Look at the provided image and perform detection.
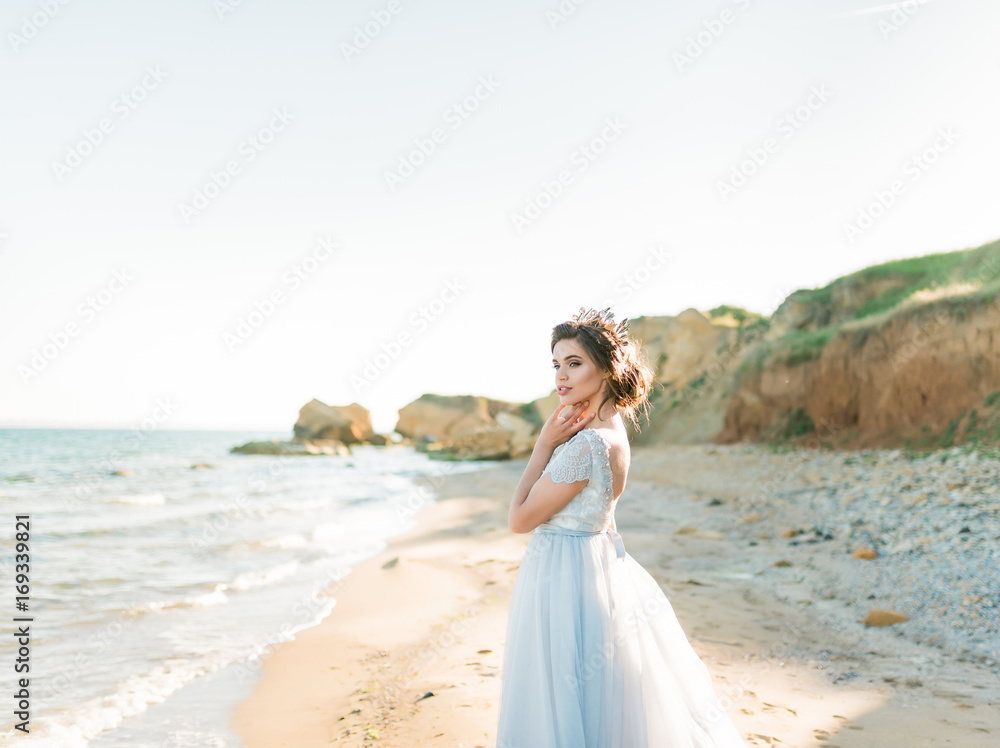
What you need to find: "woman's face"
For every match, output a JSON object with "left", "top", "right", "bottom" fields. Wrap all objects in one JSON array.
[{"left": 552, "top": 337, "right": 605, "bottom": 408}]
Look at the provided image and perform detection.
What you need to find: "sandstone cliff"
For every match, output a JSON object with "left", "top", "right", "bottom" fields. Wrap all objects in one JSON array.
[
  {"left": 395, "top": 394, "right": 541, "bottom": 460},
  {"left": 637, "top": 237, "right": 1000, "bottom": 451}
]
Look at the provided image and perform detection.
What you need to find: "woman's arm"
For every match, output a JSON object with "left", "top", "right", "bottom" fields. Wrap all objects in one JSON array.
[
  {"left": 508, "top": 400, "right": 595, "bottom": 533},
  {"left": 508, "top": 443, "right": 555, "bottom": 530},
  {"left": 509, "top": 457, "right": 591, "bottom": 533}
]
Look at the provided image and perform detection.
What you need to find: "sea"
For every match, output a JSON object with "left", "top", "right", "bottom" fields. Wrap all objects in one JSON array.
[{"left": 0, "top": 428, "right": 494, "bottom": 747}]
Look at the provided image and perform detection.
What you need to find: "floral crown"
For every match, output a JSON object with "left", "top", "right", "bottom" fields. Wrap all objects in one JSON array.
[{"left": 572, "top": 306, "right": 630, "bottom": 347}]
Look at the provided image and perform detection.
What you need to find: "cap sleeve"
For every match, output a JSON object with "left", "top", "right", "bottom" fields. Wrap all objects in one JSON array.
[{"left": 541, "top": 432, "right": 593, "bottom": 484}]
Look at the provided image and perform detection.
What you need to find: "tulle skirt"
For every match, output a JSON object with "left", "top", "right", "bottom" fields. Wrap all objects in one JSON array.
[{"left": 496, "top": 524, "right": 747, "bottom": 747}]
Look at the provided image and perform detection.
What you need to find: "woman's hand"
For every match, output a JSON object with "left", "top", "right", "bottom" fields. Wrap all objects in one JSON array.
[{"left": 536, "top": 400, "right": 596, "bottom": 452}]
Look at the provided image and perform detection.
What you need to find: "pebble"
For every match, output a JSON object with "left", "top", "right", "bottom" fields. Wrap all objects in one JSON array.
[
  {"left": 639, "top": 443, "right": 1000, "bottom": 666},
  {"left": 745, "top": 444, "right": 1000, "bottom": 665}
]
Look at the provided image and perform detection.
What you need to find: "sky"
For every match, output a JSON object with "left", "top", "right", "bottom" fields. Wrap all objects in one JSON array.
[{"left": 1, "top": 0, "right": 998, "bottom": 435}]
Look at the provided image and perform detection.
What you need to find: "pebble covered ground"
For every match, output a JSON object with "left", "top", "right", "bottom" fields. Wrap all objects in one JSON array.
[{"left": 627, "top": 442, "right": 1000, "bottom": 671}]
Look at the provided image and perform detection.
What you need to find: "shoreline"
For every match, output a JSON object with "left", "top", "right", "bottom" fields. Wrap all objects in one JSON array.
[
  {"left": 229, "top": 461, "right": 522, "bottom": 746},
  {"left": 230, "top": 444, "right": 1000, "bottom": 747}
]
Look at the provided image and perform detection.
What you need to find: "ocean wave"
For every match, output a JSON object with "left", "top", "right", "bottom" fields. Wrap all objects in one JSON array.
[
  {"left": 8, "top": 652, "right": 235, "bottom": 747},
  {"left": 182, "top": 584, "right": 229, "bottom": 608},
  {"left": 123, "top": 583, "right": 229, "bottom": 617},
  {"left": 120, "top": 561, "right": 301, "bottom": 619},
  {"left": 230, "top": 561, "right": 300, "bottom": 591},
  {"left": 271, "top": 496, "right": 331, "bottom": 513},
  {"left": 310, "top": 522, "right": 345, "bottom": 544},
  {"left": 108, "top": 493, "right": 166, "bottom": 506},
  {"left": 257, "top": 533, "right": 309, "bottom": 549}
]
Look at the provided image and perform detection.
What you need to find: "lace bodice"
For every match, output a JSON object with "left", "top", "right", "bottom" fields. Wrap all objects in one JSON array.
[{"left": 538, "top": 428, "right": 616, "bottom": 533}]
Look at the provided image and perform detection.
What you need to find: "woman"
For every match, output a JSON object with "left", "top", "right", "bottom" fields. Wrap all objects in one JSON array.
[{"left": 496, "top": 307, "right": 747, "bottom": 747}]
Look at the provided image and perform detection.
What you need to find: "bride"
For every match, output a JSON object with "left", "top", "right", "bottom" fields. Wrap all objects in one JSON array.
[{"left": 496, "top": 307, "right": 747, "bottom": 747}]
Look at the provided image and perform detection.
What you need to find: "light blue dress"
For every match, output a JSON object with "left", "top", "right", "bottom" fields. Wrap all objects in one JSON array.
[{"left": 496, "top": 428, "right": 747, "bottom": 747}]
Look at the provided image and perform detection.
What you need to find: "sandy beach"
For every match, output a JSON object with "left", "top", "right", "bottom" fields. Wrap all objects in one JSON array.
[{"left": 230, "top": 442, "right": 1000, "bottom": 747}]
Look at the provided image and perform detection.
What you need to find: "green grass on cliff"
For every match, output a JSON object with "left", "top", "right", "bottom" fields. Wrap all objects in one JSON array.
[
  {"left": 771, "top": 327, "right": 839, "bottom": 367},
  {"left": 774, "top": 239, "right": 1000, "bottom": 325},
  {"left": 707, "top": 304, "right": 765, "bottom": 326},
  {"left": 736, "top": 238, "right": 1000, "bottom": 376},
  {"left": 733, "top": 325, "right": 837, "bottom": 374},
  {"left": 518, "top": 401, "right": 544, "bottom": 428},
  {"left": 824, "top": 238, "right": 1000, "bottom": 321}
]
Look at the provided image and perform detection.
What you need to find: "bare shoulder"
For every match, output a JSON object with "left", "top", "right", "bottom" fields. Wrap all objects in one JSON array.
[
  {"left": 593, "top": 426, "right": 629, "bottom": 454},
  {"left": 590, "top": 427, "right": 630, "bottom": 499}
]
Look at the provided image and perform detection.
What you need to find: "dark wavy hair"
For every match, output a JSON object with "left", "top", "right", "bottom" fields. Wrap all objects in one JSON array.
[{"left": 550, "top": 306, "right": 655, "bottom": 433}]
